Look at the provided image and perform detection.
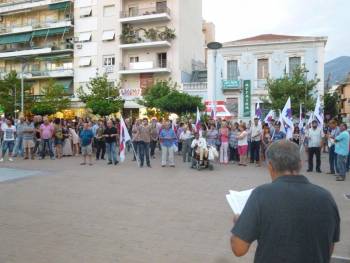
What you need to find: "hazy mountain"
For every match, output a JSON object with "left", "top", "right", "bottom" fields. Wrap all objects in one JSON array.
[{"left": 325, "top": 56, "right": 350, "bottom": 88}]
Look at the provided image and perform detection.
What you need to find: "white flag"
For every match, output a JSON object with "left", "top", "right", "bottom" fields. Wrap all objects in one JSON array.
[
  {"left": 264, "top": 110, "right": 275, "bottom": 126},
  {"left": 119, "top": 116, "right": 131, "bottom": 163},
  {"left": 314, "top": 95, "right": 324, "bottom": 127},
  {"left": 281, "top": 97, "right": 294, "bottom": 140},
  {"left": 298, "top": 104, "right": 304, "bottom": 131}
]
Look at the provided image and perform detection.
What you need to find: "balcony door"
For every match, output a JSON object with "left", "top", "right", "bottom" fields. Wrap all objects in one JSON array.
[
  {"left": 157, "top": 53, "right": 167, "bottom": 68},
  {"left": 156, "top": 1, "right": 167, "bottom": 12}
]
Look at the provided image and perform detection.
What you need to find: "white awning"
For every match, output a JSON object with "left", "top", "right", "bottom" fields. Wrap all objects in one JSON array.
[
  {"left": 80, "top": 7, "right": 92, "bottom": 17},
  {"left": 124, "top": 100, "right": 143, "bottom": 109},
  {"left": 102, "top": 30, "right": 115, "bottom": 41},
  {"left": 78, "top": 32, "right": 92, "bottom": 42},
  {"left": 79, "top": 57, "right": 91, "bottom": 67}
]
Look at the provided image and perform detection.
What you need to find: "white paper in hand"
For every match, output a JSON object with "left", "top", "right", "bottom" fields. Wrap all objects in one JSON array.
[{"left": 226, "top": 189, "right": 254, "bottom": 215}]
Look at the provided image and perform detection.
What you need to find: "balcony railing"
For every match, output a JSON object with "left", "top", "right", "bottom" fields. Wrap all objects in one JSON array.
[
  {"left": 0, "top": 19, "right": 73, "bottom": 35},
  {"left": 0, "top": 68, "right": 73, "bottom": 78},
  {"left": 120, "top": 59, "right": 168, "bottom": 71},
  {"left": 120, "top": 6, "right": 170, "bottom": 18},
  {"left": 182, "top": 82, "right": 208, "bottom": 92},
  {"left": 0, "top": 42, "right": 73, "bottom": 55},
  {"left": 0, "top": 0, "right": 72, "bottom": 14}
]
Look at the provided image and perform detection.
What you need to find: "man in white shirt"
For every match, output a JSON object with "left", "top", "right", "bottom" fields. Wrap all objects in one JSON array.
[
  {"left": 306, "top": 120, "right": 324, "bottom": 173},
  {"left": 191, "top": 132, "right": 208, "bottom": 164},
  {"left": 250, "top": 117, "right": 262, "bottom": 165},
  {"left": 1, "top": 118, "right": 16, "bottom": 162}
]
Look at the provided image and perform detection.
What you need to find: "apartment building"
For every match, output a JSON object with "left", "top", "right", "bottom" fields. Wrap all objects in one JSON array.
[
  {"left": 74, "top": 0, "right": 205, "bottom": 114},
  {"left": 0, "top": 0, "right": 74, "bottom": 96},
  {"left": 337, "top": 73, "right": 350, "bottom": 121}
]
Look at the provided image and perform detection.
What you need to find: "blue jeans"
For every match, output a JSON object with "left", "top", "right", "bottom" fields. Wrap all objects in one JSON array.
[
  {"left": 329, "top": 145, "right": 338, "bottom": 174},
  {"left": 13, "top": 136, "right": 23, "bottom": 157},
  {"left": 2, "top": 140, "right": 15, "bottom": 156},
  {"left": 41, "top": 139, "right": 54, "bottom": 159},
  {"left": 337, "top": 154, "right": 347, "bottom": 179},
  {"left": 138, "top": 141, "right": 150, "bottom": 166},
  {"left": 106, "top": 142, "right": 117, "bottom": 163}
]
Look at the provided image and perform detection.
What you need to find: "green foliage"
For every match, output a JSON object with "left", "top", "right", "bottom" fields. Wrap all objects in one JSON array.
[
  {"left": 78, "top": 74, "right": 124, "bottom": 116},
  {"left": 34, "top": 79, "right": 71, "bottom": 113},
  {"left": 0, "top": 71, "right": 33, "bottom": 116},
  {"left": 141, "top": 80, "right": 174, "bottom": 108},
  {"left": 30, "top": 102, "right": 56, "bottom": 116},
  {"left": 324, "top": 93, "right": 339, "bottom": 118},
  {"left": 120, "top": 24, "right": 176, "bottom": 44},
  {"left": 265, "top": 66, "right": 319, "bottom": 114},
  {"left": 140, "top": 80, "right": 204, "bottom": 115}
]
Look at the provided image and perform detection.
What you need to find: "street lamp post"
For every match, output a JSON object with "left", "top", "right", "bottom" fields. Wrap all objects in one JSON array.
[
  {"left": 207, "top": 42, "right": 223, "bottom": 116},
  {"left": 21, "top": 62, "right": 25, "bottom": 114}
]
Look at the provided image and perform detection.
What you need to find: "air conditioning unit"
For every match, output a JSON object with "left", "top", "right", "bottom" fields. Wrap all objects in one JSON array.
[{"left": 76, "top": 43, "right": 83, "bottom": 49}]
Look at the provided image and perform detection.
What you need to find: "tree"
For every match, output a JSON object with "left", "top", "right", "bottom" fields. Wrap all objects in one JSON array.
[
  {"left": 78, "top": 74, "right": 124, "bottom": 116},
  {"left": 0, "top": 71, "right": 33, "bottom": 116},
  {"left": 156, "top": 90, "right": 205, "bottom": 115},
  {"left": 31, "top": 79, "right": 71, "bottom": 115},
  {"left": 140, "top": 80, "right": 204, "bottom": 115},
  {"left": 265, "top": 67, "right": 319, "bottom": 114},
  {"left": 324, "top": 93, "right": 339, "bottom": 118},
  {"left": 141, "top": 80, "right": 174, "bottom": 108}
]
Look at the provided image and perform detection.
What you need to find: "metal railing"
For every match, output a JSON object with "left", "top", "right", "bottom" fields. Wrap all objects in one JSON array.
[
  {"left": 0, "top": 0, "right": 72, "bottom": 7},
  {"left": 119, "top": 59, "right": 169, "bottom": 71},
  {"left": 0, "top": 42, "right": 73, "bottom": 54},
  {"left": 0, "top": 68, "right": 73, "bottom": 78},
  {"left": 120, "top": 6, "right": 170, "bottom": 18},
  {"left": 182, "top": 82, "right": 208, "bottom": 92},
  {"left": 0, "top": 19, "right": 73, "bottom": 34}
]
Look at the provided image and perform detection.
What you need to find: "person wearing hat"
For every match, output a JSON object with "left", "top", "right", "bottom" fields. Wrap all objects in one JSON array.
[{"left": 306, "top": 120, "right": 324, "bottom": 173}]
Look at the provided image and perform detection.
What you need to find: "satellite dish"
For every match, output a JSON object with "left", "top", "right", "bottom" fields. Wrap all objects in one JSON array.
[{"left": 207, "top": 42, "right": 223, "bottom": 50}]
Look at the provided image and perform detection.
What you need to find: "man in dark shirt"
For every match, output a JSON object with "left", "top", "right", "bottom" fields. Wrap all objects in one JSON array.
[
  {"left": 103, "top": 120, "right": 118, "bottom": 165},
  {"left": 231, "top": 140, "right": 340, "bottom": 263}
]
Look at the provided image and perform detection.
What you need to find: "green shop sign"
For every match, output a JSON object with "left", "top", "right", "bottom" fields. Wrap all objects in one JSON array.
[
  {"left": 243, "top": 80, "right": 251, "bottom": 117},
  {"left": 222, "top": 79, "right": 240, "bottom": 89}
]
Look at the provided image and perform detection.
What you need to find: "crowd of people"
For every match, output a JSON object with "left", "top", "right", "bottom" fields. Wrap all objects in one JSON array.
[{"left": 0, "top": 115, "right": 349, "bottom": 181}]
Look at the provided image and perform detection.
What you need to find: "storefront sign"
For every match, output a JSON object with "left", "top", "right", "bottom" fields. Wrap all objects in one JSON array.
[
  {"left": 243, "top": 80, "right": 251, "bottom": 117},
  {"left": 120, "top": 88, "right": 142, "bottom": 99},
  {"left": 222, "top": 80, "right": 240, "bottom": 89}
]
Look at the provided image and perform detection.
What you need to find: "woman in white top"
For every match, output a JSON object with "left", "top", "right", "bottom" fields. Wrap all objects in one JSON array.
[{"left": 237, "top": 123, "right": 248, "bottom": 166}]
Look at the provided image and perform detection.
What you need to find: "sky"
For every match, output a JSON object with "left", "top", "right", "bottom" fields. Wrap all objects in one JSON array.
[{"left": 203, "top": 0, "right": 350, "bottom": 62}]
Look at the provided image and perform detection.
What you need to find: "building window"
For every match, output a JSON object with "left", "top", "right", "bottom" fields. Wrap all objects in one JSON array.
[
  {"left": 103, "top": 55, "right": 115, "bottom": 66},
  {"left": 257, "top": 58, "right": 269, "bottom": 79},
  {"left": 103, "top": 5, "right": 115, "bottom": 17},
  {"left": 158, "top": 53, "right": 167, "bottom": 68},
  {"left": 156, "top": 1, "right": 167, "bottom": 12},
  {"left": 79, "top": 57, "right": 92, "bottom": 67},
  {"left": 102, "top": 30, "right": 115, "bottom": 41},
  {"left": 289, "top": 56, "right": 301, "bottom": 75},
  {"left": 80, "top": 7, "right": 92, "bottom": 17},
  {"left": 128, "top": 6, "right": 138, "bottom": 16},
  {"left": 78, "top": 32, "right": 92, "bottom": 42},
  {"left": 129, "top": 56, "right": 139, "bottom": 63},
  {"left": 227, "top": 60, "right": 238, "bottom": 80}
]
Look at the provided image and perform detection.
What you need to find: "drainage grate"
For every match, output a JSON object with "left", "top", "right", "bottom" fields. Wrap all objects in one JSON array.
[{"left": 345, "top": 194, "right": 350, "bottom": 200}]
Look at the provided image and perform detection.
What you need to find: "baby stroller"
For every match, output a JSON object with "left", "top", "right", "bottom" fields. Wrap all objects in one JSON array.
[{"left": 191, "top": 145, "right": 214, "bottom": 171}]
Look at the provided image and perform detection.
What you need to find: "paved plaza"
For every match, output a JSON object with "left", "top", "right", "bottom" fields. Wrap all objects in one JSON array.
[{"left": 0, "top": 152, "right": 349, "bottom": 263}]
